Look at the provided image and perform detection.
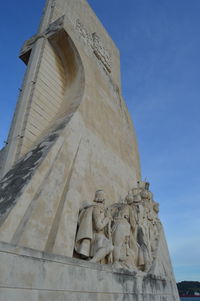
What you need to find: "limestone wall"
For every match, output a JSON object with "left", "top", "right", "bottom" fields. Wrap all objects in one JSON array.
[
  {"left": 1, "top": 0, "right": 134, "bottom": 179},
  {"left": 0, "top": 242, "right": 179, "bottom": 301},
  {"left": 0, "top": 111, "right": 140, "bottom": 257},
  {"left": 0, "top": 0, "right": 141, "bottom": 256}
]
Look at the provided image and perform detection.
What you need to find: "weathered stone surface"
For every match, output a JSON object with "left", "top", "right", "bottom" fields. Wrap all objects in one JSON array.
[
  {"left": 0, "top": 0, "right": 140, "bottom": 257},
  {"left": 74, "top": 182, "right": 162, "bottom": 273},
  {"left": 0, "top": 0, "right": 179, "bottom": 300},
  {"left": 0, "top": 242, "right": 179, "bottom": 301}
]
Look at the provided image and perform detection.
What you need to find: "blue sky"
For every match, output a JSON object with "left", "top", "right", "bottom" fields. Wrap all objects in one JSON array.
[{"left": 0, "top": 0, "right": 200, "bottom": 282}]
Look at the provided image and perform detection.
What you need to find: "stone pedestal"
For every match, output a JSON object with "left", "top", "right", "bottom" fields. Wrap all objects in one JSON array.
[{"left": 0, "top": 242, "right": 179, "bottom": 301}]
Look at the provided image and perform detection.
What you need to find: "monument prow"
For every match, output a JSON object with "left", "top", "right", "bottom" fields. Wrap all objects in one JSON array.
[{"left": 0, "top": 1, "right": 179, "bottom": 300}]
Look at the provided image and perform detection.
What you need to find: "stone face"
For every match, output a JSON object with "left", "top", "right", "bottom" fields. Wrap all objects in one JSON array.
[{"left": 0, "top": 0, "right": 179, "bottom": 300}]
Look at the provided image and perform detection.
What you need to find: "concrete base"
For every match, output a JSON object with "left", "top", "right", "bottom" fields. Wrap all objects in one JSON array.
[{"left": 0, "top": 242, "right": 179, "bottom": 301}]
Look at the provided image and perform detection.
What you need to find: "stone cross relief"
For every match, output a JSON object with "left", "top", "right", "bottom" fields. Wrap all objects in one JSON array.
[
  {"left": 76, "top": 19, "right": 112, "bottom": 73},
  {"left": 19, "top": 16, "right": 112, "bottom": 74},
  {"left": 74, "top": 182, "right": 161, "bottom": 272}
]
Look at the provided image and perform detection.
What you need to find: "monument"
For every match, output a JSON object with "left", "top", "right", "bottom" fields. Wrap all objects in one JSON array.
[{"left": 0, "top": 0, "right": 179, "bottom": 300}]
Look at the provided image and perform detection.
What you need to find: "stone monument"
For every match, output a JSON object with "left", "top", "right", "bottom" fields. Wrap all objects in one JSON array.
[{"left": 0, "top": 0, "right": 179, "bottom": 300}]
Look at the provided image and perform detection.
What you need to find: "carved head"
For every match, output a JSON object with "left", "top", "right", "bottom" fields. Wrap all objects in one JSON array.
[
  {"left": 131, "top": 187, "right": 141, "bottom": 196},
  {"left": 141, "top": 190, "right": 152, "bottom": 201},
  {"left": 94, "top": 190, "right": 106, "bottom": 204},
  {"left": 125, "top": 191, "right": 134, "bottom": 204},
  {"left": 133, "top": 194, "right": 142, "bottom": 204}
]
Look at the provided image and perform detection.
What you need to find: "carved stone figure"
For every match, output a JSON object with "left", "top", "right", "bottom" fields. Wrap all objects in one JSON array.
[
  {"left": 124, "top": 181, "right": 159, "bottom": 271},
  {"left": 147, "top": 201, "right": 161, "bottom": 259},
  {"left": 112, "top": 205, "right": 131, "bottom": 267},
  {"left": 111, "top": 204, "right": 136, "bottom": 269},
  {"left": 74, "top": 183, "right": 161, "bottom": 272},
  {"left": 75, "top": 190, "right": 113, "bottom": 263},
  {"left": 147, "top": 208, "right": 158, "bottom": 259}
]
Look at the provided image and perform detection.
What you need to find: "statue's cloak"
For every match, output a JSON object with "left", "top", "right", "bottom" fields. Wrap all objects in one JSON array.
[{"left": 75, "top": 206, "right": 94, "bottom": 257}]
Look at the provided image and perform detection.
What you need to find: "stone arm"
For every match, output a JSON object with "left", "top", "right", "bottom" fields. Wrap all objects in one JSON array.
[{"left": 93, "top": 206, "right": 110, "bottom": 232}]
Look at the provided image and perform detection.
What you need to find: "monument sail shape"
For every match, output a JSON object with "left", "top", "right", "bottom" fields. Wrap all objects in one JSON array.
[{"left": 0, "top": 0, "right": 179, "bottom": 300}]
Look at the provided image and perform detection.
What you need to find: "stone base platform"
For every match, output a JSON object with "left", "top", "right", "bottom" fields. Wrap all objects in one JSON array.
[{"left": 0, "top": 242, "right": 178, "bottom": 301}]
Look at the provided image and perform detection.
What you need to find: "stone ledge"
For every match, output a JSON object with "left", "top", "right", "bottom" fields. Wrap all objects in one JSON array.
[
  {"left": 0, "top": 241, "right": 139, "bottom": 276},
  {"left": 0, "top": 241, "right": 179, "bottom": 301}
]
